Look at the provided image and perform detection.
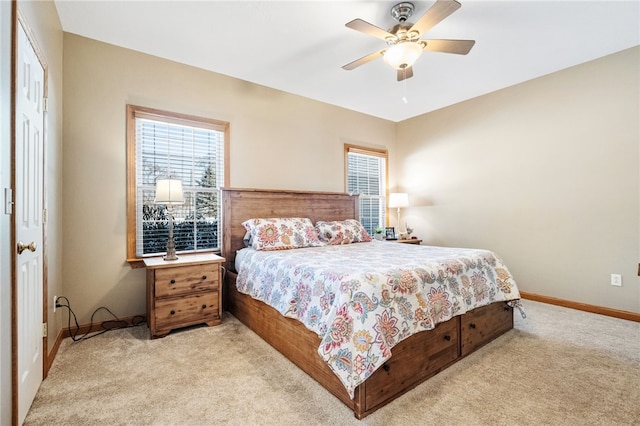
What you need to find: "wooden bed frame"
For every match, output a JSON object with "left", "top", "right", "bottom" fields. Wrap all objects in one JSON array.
[{"left": 221, "top": 188, "right": 514, "bottom": 419}]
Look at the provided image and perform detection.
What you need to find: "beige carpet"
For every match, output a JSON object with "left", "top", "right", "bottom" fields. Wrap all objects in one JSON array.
[{"left": 25, "top": 301, "right": 640, "bottom": 425}]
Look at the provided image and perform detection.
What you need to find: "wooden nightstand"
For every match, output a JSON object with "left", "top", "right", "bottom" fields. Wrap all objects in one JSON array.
[
  {"left": 389, "top": 239, "right": 422, "bottom": 245},
  {"left": 144, "top": 253, "right": 225, "bottom": 339}
]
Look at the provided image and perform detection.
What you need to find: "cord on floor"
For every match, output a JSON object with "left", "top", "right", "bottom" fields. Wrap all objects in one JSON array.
[{"left": 55, "top": 296, "right": 146, "bottom": 342}]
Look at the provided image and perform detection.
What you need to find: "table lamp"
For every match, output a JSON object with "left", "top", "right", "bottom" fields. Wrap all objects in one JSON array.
[
  {"left": 388, "top": 192, "right": 409, "bottom": 236},
  {"left": 155, "top": 178, "right": 184, "bottom": 261}
]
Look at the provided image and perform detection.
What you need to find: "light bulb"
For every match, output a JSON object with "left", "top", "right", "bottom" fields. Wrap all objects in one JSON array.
[{"left": 383, "top": 42, "right": 423, "bottom": 70}]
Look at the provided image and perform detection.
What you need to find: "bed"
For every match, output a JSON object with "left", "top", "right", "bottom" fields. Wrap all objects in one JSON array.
[{"left": 221, "top": 188, "right": 521, "bottom": 419}]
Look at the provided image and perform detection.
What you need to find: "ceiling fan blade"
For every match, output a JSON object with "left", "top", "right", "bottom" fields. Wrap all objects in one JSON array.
[
  {"left": 409, "top": 0, "right": 462, "bottom": 37},
  {"left": 345, "top": 18, "right": 396, "bottom": 41},
  {"left": 342, "top": 50, "right": 384, "bottom": 70},
  {"left": 397, "top": 66, "right": 414, "bottom": 82},
  {"left": 422, "top": 39, "right": 475, "bottom": 55}
]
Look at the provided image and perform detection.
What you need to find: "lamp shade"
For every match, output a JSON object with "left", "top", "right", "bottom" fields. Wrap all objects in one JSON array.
[
  {"left": 388, "top": 192, "right": 409, "bottom": 208},
  {"left": 154, "top": 178, "right": 184, "bottom": 205},
  {"left": 383, "top": 42, "right": 423, "bottom": 70}
]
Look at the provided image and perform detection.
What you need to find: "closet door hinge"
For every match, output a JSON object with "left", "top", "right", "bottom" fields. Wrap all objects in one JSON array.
[
  {"left": 43, "top": 97, "right": 48, "bottom": 112},
  {"left": 42, "top": 322, "right": 48, "bottom": 338},
  {"left": 4, "top": 188, "right": 13, "bottom": 215}
]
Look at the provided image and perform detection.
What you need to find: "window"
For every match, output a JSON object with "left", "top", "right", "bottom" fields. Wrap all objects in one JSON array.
[
  {"left": 344, "top": 144, "right": 388, "bottom": 235},
  {"left": 126, "top": 105, "right": 229, "bottom": 263}
]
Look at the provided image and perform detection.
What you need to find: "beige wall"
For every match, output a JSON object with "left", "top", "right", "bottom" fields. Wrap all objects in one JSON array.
[
  {"left": 62, "top": 34, "right": 396, "bottom": 322},
  {"left": 397, "top": 47, "right": 639, "bottom": 313}
]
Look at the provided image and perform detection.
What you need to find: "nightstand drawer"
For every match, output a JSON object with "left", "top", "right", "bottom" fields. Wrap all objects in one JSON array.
[
  {"left": 154, "top": 291, "right": 219, "bottom": 328},
  {"left": 154, "top": 264, "right": 219, "bottom": 298}
]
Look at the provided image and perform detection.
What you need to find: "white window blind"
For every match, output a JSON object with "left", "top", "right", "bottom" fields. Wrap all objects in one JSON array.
[
  {"left": 134, "top": 116, "right": 225, "bottom": 257},
  {"left": 346, "top": 149, "right": 386, "bottom": 235}
]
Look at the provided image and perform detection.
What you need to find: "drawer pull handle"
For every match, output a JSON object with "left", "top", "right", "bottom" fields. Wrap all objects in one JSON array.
[
  {"left": 469, "top": 323, "right": 476, "bottom": 329},
  {"left": 382, "top": 363, "right": 390, "bottom": 372},
  {"left": 202, "top": 304, "right": 207, "bottom": 309},
  {"left": 202, "top": 275, "right": 207, "bottom": 280},
  {"left": 170, "top": 310, "right": 175, "bottom": 315},
  {"left": 170, "top": 279, "right": 176, "bottom": 284},
  {"left": 444, "top": 335, "right": 451, "bottom": 341}
]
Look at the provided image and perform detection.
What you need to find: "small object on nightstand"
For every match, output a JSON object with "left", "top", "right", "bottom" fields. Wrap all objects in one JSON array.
[
  {"left": 385, "top": 227, "right": 396, "bottom": 240},
  {"left": 144, "top": 253, "right": 225, "bottom": 339},
  {"left": 406, "top": 224, "right": 414, "bottom": 237},
  {"left": 374, "top": 226, "right": 385, "bottom": 240}
]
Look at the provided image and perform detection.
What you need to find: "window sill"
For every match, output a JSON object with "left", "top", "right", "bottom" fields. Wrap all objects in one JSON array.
[
  {"left": 127, "top": 259, "right": 146, "bottom": 269},
  {"left": 127, "top": 251, "right": 222, "bottom": 269}
]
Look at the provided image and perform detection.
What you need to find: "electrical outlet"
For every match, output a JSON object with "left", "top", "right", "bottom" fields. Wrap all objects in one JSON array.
[
  {"left": 610, "top": 274, "right": 622, "bottom": 287},
  {"left": 53, "top": 295, "right": 58, "bottom": 312}
]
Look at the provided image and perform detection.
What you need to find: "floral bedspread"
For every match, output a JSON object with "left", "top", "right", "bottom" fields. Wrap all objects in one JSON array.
[{"left": 235, "top": 241, "right": 521, "bottom": 398}]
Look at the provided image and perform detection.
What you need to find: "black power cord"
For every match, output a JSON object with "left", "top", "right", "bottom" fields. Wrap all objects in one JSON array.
[{"left": 55, "top": 296, "right": 146, "bottom": 342}]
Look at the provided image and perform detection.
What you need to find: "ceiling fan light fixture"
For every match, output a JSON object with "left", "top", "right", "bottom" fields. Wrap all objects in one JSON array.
[{"left": 383, "top": 42, "right": 422, "bottom": 70}]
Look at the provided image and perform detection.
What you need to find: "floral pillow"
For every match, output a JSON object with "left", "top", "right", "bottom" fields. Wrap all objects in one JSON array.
[
  {"left": 315, "top": 219, "right": 372, "bottom": 245},
  {"left": 242, "top": 217, "right": 325, "bottom": 251}
]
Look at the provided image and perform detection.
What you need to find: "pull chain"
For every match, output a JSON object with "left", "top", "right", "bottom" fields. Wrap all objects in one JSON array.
[{"left": 401, "top": 68, "right": 408, "bottom": 104}]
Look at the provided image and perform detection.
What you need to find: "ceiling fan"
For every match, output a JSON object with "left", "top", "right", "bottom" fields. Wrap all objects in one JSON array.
[{"left": 342, "top": 0, "right": 475, "bottom": 81}]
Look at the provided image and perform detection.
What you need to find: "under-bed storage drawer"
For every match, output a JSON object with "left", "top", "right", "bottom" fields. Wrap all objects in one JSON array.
[
  {"left": 364, "top": 316, "right": 460, "bottom": 411},
  {"left": 461, "top": 302, "right": 513, "bottom": 357}
]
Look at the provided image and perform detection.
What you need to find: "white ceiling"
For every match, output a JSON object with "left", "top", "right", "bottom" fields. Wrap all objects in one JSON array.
[{"left": 54, "top": 0, "right": 639, "bottom": 122}]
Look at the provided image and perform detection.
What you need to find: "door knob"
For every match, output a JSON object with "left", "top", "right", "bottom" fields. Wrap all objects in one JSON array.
[{"left": 17, "top": 241, "right": 36, "bottom": 254}]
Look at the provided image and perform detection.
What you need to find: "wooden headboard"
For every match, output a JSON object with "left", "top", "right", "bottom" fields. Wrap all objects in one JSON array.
[{"left": 221, "top": 188, "right": 359, "bottom": 272}]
